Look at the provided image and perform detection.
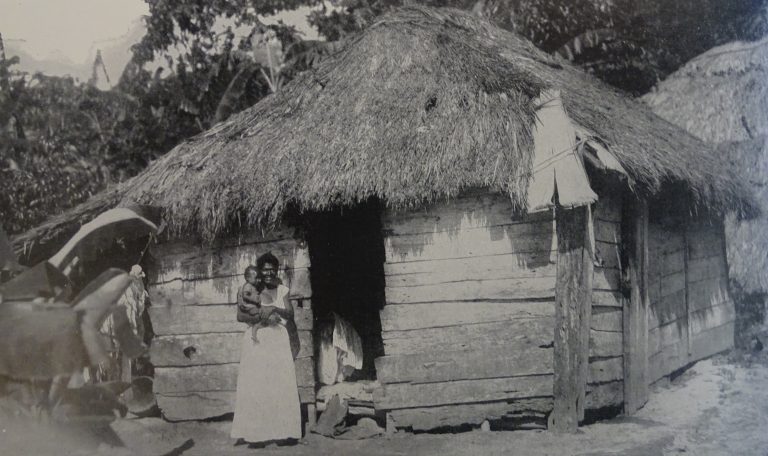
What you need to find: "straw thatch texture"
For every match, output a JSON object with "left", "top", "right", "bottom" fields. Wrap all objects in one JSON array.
[
  {"left": 644, "top": 38, "right": 768, "bottom": 294},
  {"left": 15, "top": 6, "right": 751, "bottom": 248}
]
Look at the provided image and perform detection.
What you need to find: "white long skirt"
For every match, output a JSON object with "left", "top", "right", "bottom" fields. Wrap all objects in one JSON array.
[{"left": 230, "top": 324, "right": 302, "bottom": 442}]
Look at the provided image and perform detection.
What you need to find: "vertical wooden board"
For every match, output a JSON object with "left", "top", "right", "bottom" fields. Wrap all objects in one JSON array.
[
  {"left": 594, "top": 220, "right": 621, "bottom": 245},
  {"left": 623, "top": 199, "right": 649, "bottom": 415},
  {"left": 550, "top": 205, "right": 592, "bottom": 432},
  {"left": 593, "top": 193, "right": 623, "bottom": 223}
]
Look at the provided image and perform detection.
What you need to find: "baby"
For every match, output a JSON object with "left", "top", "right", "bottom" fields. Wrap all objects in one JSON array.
[{"left": 237, "top": 265, "right": 280, "bottom": 343}]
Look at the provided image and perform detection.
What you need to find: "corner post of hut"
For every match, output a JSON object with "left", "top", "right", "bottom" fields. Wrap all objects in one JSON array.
[
  {"left": 622, "top": 196, "right": 650, "bottom": 414},
  {"left": 549, "top": 202, "right": 593, "bottom": 432}
]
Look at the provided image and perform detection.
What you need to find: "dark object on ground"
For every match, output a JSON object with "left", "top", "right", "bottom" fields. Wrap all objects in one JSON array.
[
  {"left": 313, "top": 394, "right": 348, "bottom": 437},
  {"left": 335, "top": 417, "right": 385, "bottom": 440},
  {"left": 160, "top": 438, "right": 194, "bottom": 456}
]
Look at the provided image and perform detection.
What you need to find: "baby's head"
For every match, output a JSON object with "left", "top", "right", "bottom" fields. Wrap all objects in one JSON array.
[{"left": 244, "top": 265, "right": 259, "bottom": 285}]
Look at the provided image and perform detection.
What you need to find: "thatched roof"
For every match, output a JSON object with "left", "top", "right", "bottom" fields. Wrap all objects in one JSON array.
[
  {"left": 643, "top": 37, "right": 768, "bottom": 294},
  {"left": 14, "top": 6, "right": 751, "bottom": 257}
]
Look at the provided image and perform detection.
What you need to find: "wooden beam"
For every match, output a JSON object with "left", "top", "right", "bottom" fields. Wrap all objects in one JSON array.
[
  {"left": 623, "top": 198, "right": 649, "bottom": 414},
  {"left": 549, "top": 205, "right": 592, "bottom": 432}
]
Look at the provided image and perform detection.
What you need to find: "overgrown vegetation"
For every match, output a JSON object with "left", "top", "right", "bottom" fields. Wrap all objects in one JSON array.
[{"left": 1, "top": 0, "right": 766, "bottom": 235}]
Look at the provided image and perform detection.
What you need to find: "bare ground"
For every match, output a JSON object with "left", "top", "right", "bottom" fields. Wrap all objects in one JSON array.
[{"left": 2, "top": 354, "right": 767, "bottom": 456}]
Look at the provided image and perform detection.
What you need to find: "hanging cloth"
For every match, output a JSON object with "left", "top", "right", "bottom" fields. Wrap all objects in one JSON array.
[{"left": 526, "top": 90, "right": 597, "bottom": 212}]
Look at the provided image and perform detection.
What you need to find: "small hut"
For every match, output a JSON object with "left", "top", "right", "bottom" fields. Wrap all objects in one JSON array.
[
  {"left": 14, "top": 7, "right": 752, "bottom": 432},
  {"left": 643, "top": 37, "right": 768, "bottom": 345}
]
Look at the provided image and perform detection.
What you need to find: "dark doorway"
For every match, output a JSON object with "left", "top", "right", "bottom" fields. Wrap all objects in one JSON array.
[{"left": 305, "top": 198, "right": 386, "bottom": 380}]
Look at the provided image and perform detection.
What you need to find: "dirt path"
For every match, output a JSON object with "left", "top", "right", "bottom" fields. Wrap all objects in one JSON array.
[{"left": 3, "top": 355, "right": 767, "bottom": 455}]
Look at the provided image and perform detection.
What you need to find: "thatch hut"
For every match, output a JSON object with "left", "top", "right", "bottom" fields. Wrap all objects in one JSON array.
[
  {"left": 643, "top": 37, "right": 768, "bottom": 345},
  {"left": 13, "top": 7, "right": 752, "bottom": 432}
]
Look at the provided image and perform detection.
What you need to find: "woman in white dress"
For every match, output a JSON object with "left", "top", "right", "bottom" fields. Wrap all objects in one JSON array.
[{"left": 230, "top": 252, "right": 301, "bottom": 445}]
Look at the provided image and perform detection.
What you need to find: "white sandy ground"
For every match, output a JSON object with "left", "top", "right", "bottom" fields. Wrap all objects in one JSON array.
[{"left": 1, "top": 355, "right": 767, "bottom": 456}]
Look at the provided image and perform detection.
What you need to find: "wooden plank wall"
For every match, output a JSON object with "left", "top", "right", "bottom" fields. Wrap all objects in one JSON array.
[
  {"left": 685, "top": 221, "right": 734, "bottom": 362},
  {"left": 588, "top": 194, "right": 624, "bottom": 409},
  {"left": 374, "top": 191, "right": 557, "bottom": 431},
  {"left": 647, "top": 217, "right": 734, "bottom": 383},
  {"left": 146, "top": 227, "right": 315, "bottom": 421}
]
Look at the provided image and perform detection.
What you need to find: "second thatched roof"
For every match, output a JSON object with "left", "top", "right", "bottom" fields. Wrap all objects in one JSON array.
[
  {"left": 15, "top": 6, "right": 751, "bottom": 253},
  {"left": 644, "top": 36, "right": 768, "bottom": 294}
]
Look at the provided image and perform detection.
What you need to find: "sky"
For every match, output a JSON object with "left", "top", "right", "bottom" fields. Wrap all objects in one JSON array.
[{"left": 0, "top": 0, "right": 318, "bottom": 65}]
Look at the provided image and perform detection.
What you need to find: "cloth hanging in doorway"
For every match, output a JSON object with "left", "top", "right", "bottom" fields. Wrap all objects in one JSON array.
[{"left": 318, "top": 313, "right": 364, "bottom": 385}]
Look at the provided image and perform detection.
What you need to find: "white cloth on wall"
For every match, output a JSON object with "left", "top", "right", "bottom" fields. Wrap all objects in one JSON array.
[{"left": 317, "top": 313, "right": 364, "bottom": 385}]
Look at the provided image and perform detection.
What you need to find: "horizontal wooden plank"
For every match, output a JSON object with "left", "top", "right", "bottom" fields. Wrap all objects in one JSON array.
[
  {"left": 149, "top": 268, "right": 312, "bottom": 307},
  {"left": 686, "top": 255, "right": 725, "bottom": 283},
  {"left": 382, "top": 317, "right": 554, "bottom": 356},
  {"left": 689, "top": 302, "right": 736, "bottom": 336},
  {"left": 660, "top": 250, "right": 685, "bottom": 276},
  {"left": 384, "top": 251, "right": 556, "bottom": 276},
  {"left": 157, "top": 387, "right": 315, "bottom": 421},
  {"left": 594, "top": 241, "right": 621, "bottom": 269},
  {"left": 380, "top": 301, "right": 554, "bottom": 332},
  {"left": 590, "top": 308, "right": 622, "bottom": 332},
  {"left": 374, "top": 374, "right": 553, "bottom": 410},
  {"left": 154, "top": 358, "right": 315, "bottom": 394},
  {"left": 150, "top": 237, "right": 310, "bottom": 283},
  {"left": 650, "top": 289, "right": 686, "bottom": 329},
  {"left": 375, "top": 346, "right": 553, "bottom": 385},
  {"left": 648, "top": 278, "right": 661, "bottom": 306},
  {"left": 585, "top": 381, "right": 623, "bottom": 409},
  {"left": 588, "top": 357, "right": 623, "bottom": 383},
  {"left": 385, "top": 226, "right": 556, "bottom": 264},
  {"left": 589, "top": 330, "right": 622, "bottom": 358},
  {"left": 648, "top": 338, "right": 688, "bottom": 382},
  {"left": 149, "top": 304, "right": 313, "bottom": 336},
  {"left": 382, "top": 192, "right": 552, "bottom": 234},
  {"left": 385, "top": 276, "right": 555, "bottom": 304},
  {"left": 387, "top": 398, "right": 553, "bottom": 431},
  {"left": 592, "top": 290, "right": 623, "bottom": 308},
  {"left": 687, "top": 277, "right": 730, "bottom": 312},
  {"left": 690, "top": 321, "right": 734, "bottom": 362},
  {"left": 594, "top": 267, "right": 621, "bottom": 291},
  {"left": 649, "top": 319, "right": 688, "bottom": 355},
  {"left": 150, "top": 331, "right": 313, "bottom": 366},
  {"left": 385, "top": 259, "right": 556, "bottom": 288},
  {"left": 686, "top": 226, "right": 724, "bottom": 260},
  {"left": 661, "top": 271, "right": 686, "bottom": 298},
  {"left": 593, "top": 194, "right": 622, "bottom": 223},
  {"left": 594, "top": 220, "right": 621, "bottom": 245}
]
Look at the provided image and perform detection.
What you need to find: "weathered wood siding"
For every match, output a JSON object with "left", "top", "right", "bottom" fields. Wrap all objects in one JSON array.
[
  {"left": 588, "top": 194, "right": 624, "bottom": 409},
  {"left": 374, "top": 191, "right": 557, "bottom": 430},
  {"left": 647, "top": 217, "right": 733, "bottom": 383},
  {"left": 146, "top": 227, "right": 315, "bottom": 421}
]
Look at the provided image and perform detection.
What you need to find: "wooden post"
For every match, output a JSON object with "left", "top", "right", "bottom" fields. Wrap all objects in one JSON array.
[
  {"left": 623, "top": 199, "right": 649, "bottom": 414},
  {"left": 549, "top": 205, "right": 592, "bottom": 433}
]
